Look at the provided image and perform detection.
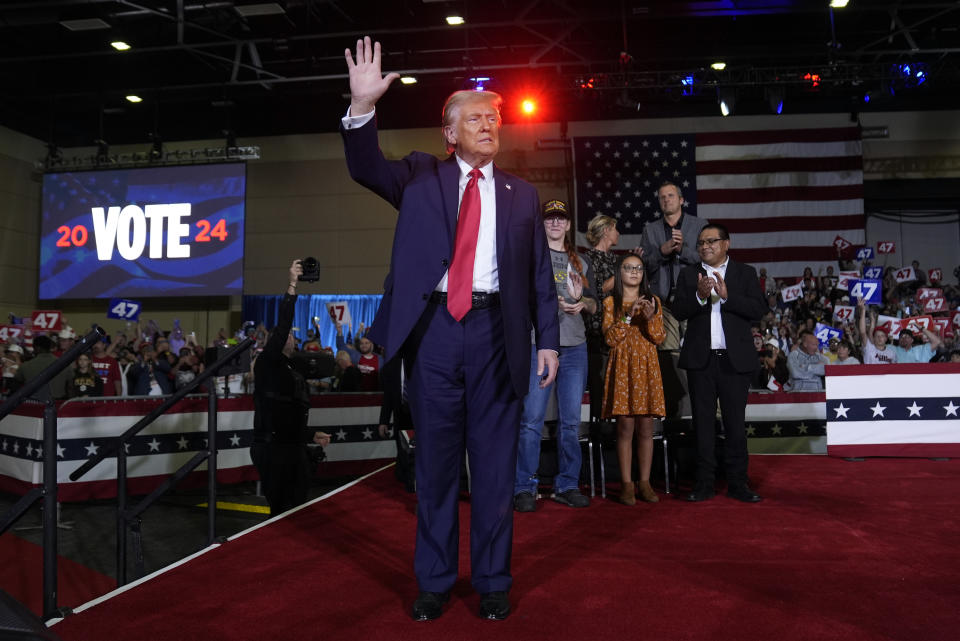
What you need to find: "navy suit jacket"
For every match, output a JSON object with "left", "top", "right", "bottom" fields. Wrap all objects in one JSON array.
[
  {"left": 672, "top": 259, "right": 767, "bottom": 374},
  {"left": 341, "top": 118, "right": 559, "bottom": 397}
]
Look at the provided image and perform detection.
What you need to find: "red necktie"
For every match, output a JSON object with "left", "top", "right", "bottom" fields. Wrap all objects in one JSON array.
[{"left": 447, "top": 168, "right": 483, "bottom": 321}]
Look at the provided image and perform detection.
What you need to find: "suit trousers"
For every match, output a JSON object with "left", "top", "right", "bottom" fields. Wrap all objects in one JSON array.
[
  {"left": 686, "top": 350, "right": 751, "bottom": 486},
  {"left": 404, "top": 300, "right": 522, "bottom": 595}
]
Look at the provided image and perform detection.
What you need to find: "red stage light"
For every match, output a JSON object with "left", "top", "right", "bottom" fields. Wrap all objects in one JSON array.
[{"left": 521, "top": 99, "right": 537, "bottom": 115}]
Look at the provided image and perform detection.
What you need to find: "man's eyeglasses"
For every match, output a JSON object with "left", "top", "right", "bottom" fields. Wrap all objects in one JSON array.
[
  {"left": 544, "top": 216, "right": 567, "bottom": 225},
  {"left": 621, "top": 264, "right": 644, "bottom": 273},
  {"left": 696, "top": 237, "right": 725, "bottom": 248}
]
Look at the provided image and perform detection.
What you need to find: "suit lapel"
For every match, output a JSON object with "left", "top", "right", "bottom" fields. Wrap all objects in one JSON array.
[
  {"left": 493, "top": 165, "right": 514, "bottom": 268},
  {"left": 439, "top": 155, "right": 460, "bottom": 249}
]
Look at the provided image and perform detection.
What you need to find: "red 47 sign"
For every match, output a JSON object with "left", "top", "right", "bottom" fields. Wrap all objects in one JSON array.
[
  {"left": 31, "top": 310, "right": 62, "bottom": 331},
  {"left": 932, "top": 318, "right": 952, "bottom": 338},
  {"left": 928, "top": 268, "right": 943, "bottom": 283},
  {"left": 917, "top": 287, "right": 942, "bottom": 300},
  {"left": 833, "top": 235, "right": 852, "bottom": 253},
  {"left": 893, "top": 266, "right": 916, "bottom": 283},
  {"left": 877, "top": 241, "right": 896, "bottom": 254},
  {"left": 0, "top": 325, "right": 23, "bottom": 342},
  {"left": 953, "top": 310, "right": 960, "bottom": 328},
  {"left": 923, "top": 297, "right": 946, "bottom": 313}
]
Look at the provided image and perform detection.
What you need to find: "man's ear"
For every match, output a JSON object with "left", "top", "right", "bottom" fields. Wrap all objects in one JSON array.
[{"left": 443, "top": 125, "right": 457, "bottom": 147}]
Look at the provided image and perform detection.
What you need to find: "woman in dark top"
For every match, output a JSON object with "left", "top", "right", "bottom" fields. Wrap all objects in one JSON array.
[{"left": 68, "top": 353, "right": 104, "bottom": 398}]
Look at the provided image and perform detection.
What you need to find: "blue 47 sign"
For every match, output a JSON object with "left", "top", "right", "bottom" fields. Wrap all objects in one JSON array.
[
  {"left": 863, "top": 266, "right": 883, "bottom": 279},
  {"left": 107, "top": 298, "right": 142, "bottom": 321},
  {"left": 814, "top": 322, "right": 843, "bottom": 347},
  {"left": 849, "top": 279, "right": 882, "bottom": 305},
  {"left": 856, "top": 246, "right": 874, "bottom": 261}
]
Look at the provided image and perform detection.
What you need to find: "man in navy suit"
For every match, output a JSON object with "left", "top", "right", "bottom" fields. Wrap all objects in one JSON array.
[
  {"left": 341, "top": 37, "right": 559, "bottom": 621},
  {"left": 672, "top": 224, "right": 767, "bottom": 503}
]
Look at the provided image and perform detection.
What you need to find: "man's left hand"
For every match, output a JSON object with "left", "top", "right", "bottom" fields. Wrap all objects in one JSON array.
[
  {"left": 536, "top": 349, "right": 559, "bottom": 389},
  {"left": 712, "top": 270, "right": 728, "bottom": 300}
]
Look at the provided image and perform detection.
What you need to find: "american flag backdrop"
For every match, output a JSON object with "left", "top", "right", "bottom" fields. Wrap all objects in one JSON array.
[{"left": 573, "top": 127, "right": 865, "bottom": 278}]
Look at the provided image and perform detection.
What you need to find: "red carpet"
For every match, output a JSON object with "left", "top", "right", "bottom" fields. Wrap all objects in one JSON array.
[
  {"left": 0, "top": 533, "right": 115, "bottom": 617},
  {"left": 51, "top": 456, "right": 960, "bottom": 641}
]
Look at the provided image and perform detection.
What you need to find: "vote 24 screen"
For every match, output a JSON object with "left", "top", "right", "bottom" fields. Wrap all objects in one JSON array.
[{"left": 39, "top": 163, "right": 246, "bottom": 299}]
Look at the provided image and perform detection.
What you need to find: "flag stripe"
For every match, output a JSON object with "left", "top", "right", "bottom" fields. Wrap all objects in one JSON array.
[
  {"left": 697, "top": 170, "right": 863, "bottom": 190},
  {"left": 713, "top": 215, "right": 866, "bottom": 234},
  {"left": 721, "top": 229, "right": 865, "bottom": 249},
  {"left": 696, "top": 155, "right": 863, "bottom": 174},
  {"left": 696, "top": 140, "right": 861, "bottom": 161},
  {"left": 698, "top": 199, "right": 864, "bottom": 220},
  {"left": 697, "top": 127, "right": 861, "bottom": 145},
  {"left": 728, "top": 246, "right": 857, "bottom": 262},
  {"left": 698, "top": 184, "right": 864, "bottom": 204}
]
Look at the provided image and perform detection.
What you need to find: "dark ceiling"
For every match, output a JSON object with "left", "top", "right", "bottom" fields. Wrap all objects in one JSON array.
[{"left": 1, "top": 0, "right": 958, "bottom": 152}]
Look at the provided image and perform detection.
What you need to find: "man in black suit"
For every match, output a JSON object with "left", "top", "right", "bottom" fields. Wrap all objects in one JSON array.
[{"left": 672, "top": 224, "right": 767, "bottom": 502}]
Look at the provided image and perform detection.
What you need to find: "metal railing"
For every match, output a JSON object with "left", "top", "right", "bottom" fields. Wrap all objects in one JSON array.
[
  {"left": 0, "top": 325, "right": 105, "bottom": 621},
  {"left": 69, "top": 336, "right": 255, "bottom": 586}
]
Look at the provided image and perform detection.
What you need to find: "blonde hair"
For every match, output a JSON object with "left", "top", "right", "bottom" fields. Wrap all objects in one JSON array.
[
  {"left": 585, "top": 214, "right": 617, "bottom": 247},
  {"left": 441, "top": 90, "right": 503, "bottom": 153}
]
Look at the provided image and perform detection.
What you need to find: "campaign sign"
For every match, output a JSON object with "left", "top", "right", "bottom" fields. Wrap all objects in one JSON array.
[
  {"left": 954, "top": 310, "right": 960, "bottom": 328},
  {"left": 107, "top": 298, "right": 142, "bottom": 321},
  {"left": 932, "top": 318, "right": 953, "bottom": 338},
  {"left": 0, "top": 325, "right": 24, "bottom": 342},
  {"left": 902, "top": 316, "right": 932, "bottom": 333},
  {"left": 917, "top": 287, "right": 942, "bottom": 301},
  {"left": 928, "top": 268, "right": 943, "bottom": 283},
  {"left": 855, "top": 246, "right": 874, "bottom": 261},
  {"left": 876, "top": 315, "right": 903, "bottom": 339},
  {"left": 863, "top": 266, "right": 883, "bottom": 279},
  {"left": 780, "top": 282, "right": 803, "bottom": 303},
  {"left": 833, "top": 305, "right": 856, "bottom": 323},
  {"left": 877, "top": 241, "right": 896, "bottom": 254},
  {"left": 326, "top": 302, "right": 353, "bottom": 329},
  {"left": 814, "top": 322, "right": 843, "bottom": 347},
  {"left": 894, "top": 266, "right": 916, "bottom": 283},
  {"left": 836, "top": 271, "right": 860, "bottom": 291},
  {"left": 39, "top": 164, "right": 246, "bottom": 299},
  {"left": 923, "top": 297, "right": 946, "bottom": 313},
  {"left": 849, "top": 279, "right": 882, "bottom": 305},
  {"left": 31, "top": 310, "right": 62, "bottom": 332},
  {"left": 833, "top": 235, "right": 852, "bottom": 253}
]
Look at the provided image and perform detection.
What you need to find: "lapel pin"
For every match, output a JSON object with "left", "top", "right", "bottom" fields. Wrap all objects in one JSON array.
[{"left": 505, "top": 183, "right": 512, "bottom": 190}]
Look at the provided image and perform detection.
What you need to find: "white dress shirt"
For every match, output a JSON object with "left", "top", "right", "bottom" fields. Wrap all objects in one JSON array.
[
  {"left": 698, "top": 257, "right": 729, "bottom": 350},
  {"left": 342, "top": 107, "right": 499, "bottom": 293}
]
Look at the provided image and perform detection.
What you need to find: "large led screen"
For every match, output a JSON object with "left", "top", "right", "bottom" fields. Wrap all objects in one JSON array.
[{"left": 39, "top": 163, "right": 246, "bottom": 299}]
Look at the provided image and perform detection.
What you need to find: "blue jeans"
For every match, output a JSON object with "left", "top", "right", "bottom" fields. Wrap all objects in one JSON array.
[{"left": 514, "top": 342, "right": 588, "bottom": 496}]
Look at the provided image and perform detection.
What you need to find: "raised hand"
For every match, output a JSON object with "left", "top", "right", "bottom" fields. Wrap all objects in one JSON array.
[
  {"left": 344, "top": 36, "right": 400, "bottom": 115},
  {"left": 636, "top": 297, "right": 656, "bottom": 320},
  {"left": 565, "top": 271, "right": 583, "bottom": 302}
]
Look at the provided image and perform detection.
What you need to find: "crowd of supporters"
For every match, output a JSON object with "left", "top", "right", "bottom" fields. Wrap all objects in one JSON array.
[{"left": 0, "top": 313, "right": 385, "bottom": 401}]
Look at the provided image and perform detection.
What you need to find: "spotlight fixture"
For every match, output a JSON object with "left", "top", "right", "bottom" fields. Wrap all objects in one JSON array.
[
  {"left": 400, "top": 76, "right": 417, "bottom": 85},
  {"left": 446, "top": 16, "right": 464, "bottom": 25},
  {"left": 829, "top": 0, "right": 849, "bottom": 8},
  {"left": 110, "top": 41, "right": 131, "bottom": 51},
  {"left": 468, "top": 76, "right": 491, "bottom": 91},
  {"left": 765, "top": 87, "right": 784, "bottom": 115},
  {"left": 711, "top": 61, "right": 726, "bottom": 71},
  {"left": 125, "top": 95, "right": 142, "bottom": 103},
  {"left": 717, "top": 88, "right": 736, "bottom": 117},
  {"left": 521, "top": 99, "right": 536, "bottom": 115},
  {"left": 680, "top": 74, "right": 696, "bottom": 96},
  {"left": 148, "top": 135, "right": 163, "bottom": 162}
]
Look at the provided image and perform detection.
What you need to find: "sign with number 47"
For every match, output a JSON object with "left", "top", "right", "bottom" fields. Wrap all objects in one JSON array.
[
  {"left": 107, "top": 298, "right": 142, "bottom": 321},
  {"left": 31, "top": 310, "right": 62, "bottom": 331},
  {"left": 814, "top": 322, "right": 843, "bottom": 347},
  {"left": 849, "top": 279, "right": 882, "bottom": 305}
]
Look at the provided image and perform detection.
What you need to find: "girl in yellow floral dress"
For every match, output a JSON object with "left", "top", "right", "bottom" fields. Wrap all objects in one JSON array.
[{"left": 602, "top": 254, "right": 666, "bottom": 505}]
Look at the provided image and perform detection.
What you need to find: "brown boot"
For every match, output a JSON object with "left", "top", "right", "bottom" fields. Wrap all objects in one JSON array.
[
  {"left": 619, "top": 482, "right": 636, "bottom": 506},
  {"left": 636, "top": 480, "right": 659, "bottom": 503}
]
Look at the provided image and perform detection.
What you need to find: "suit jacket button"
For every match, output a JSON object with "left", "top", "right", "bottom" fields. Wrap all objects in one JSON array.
[{"left": 441, "top": 259, "right": 449, "bottom": 267}]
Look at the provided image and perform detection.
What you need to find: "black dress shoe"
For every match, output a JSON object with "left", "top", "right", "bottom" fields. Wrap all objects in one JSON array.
[
  {"left": 479, "top": 591, "right": 511, "bottom": 620},
  {"left": 727, "top": 485, "right": 763, "bottom": 503},
  {"left": 411, "top": 591, "right": 449, "bottom": 621},
  {"left": 686, "top": 483, "right": 716, "bottom": 502}
]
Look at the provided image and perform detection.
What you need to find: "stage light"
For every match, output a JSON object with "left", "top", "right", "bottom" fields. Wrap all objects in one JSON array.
[
  {"left": 578, "top": 76, "right": 595, "bottom": 89},
  {"left": 125, "top": 95, "right": 142, "bottom": 103},
  {"left": 521, "top": 99, "right": 536, "bottom": 115},
  {"left": 717, "top": 88, "right": 735, "bottom": 117},
  {"left": 803, "top": 72, "right": 821, "bottom": 89},
  {"left": 893, "top": 62, "right": 928, "bottom": 87},
  {"left": 829, "top": 0, "right": 849, "bottom": 8},
  {"left": 711, "top": 61, "right": 726, "bottom": 71},
  {"left": 468, "top": 76, "right": 490, "bottom": 91},
  {"left": 446, "top": 16, "right": 464, "bottom": 25},
  {"left": 765, "top": 87, "right": 784, "bottom": 114},
  {"left": 680, "top": 75, "right": 695, "bottom": 96},
  {"left": 400, "top": 76, "right": 417, "bottom": 85},
  {"left": 111, "top": 40, "right": 131, "bottom": 51}
]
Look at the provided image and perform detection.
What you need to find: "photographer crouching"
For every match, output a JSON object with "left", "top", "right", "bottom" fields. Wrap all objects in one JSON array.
[{"left": 250, "top": 259, "right": 331, "bottom": 515}]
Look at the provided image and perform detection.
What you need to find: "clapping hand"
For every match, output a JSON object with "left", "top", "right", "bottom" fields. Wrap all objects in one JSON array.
[
  {"left": 633, "top": 297, "right": 656, "bottom": 320},
  {"left": 697, "top": 272, "right": 717, "bottom": 300}
]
